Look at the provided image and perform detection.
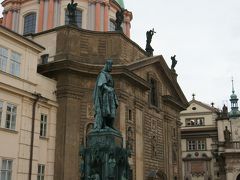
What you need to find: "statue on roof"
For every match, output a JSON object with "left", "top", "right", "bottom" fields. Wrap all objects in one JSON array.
[
  {"left": 145, "top": 28, "right": 156, "bottom": 56},
  {"left": 171, "top": 55, "right": 178, "bottom": 70},
  {"left": 93, "top": 60, "right": 119, "bottom": 130},
  {"left": 224, "top": 126, "right": 231, "bottom": 144},
  {"left": 115, "top": 8, "right": 125, "bottom": 32},
  {"left": 67, "top": 0, "right": 78, "bottom": 26}
]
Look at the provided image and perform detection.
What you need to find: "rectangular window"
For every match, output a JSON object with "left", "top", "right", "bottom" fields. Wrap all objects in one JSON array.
[
  {"left": 187, "top": 139, "right": 206, "bottom": 151},
  {"left": 0, "top": 101, "right": 3, "bottom": 127},
  {"left": 128, "top": 109, "right": 132, "bottom": 121},
  {"left": 37, "top": 164, "right": 45, "bottom": 180},
  {"left": 65, "top": 9, "right": 82, "bottom": 28},
  {"left": 185, "top": 117, "right": 205, "bottom": 126},
  {"left": 40, "top": 114, "right": 47, "bottom": 137},
  {"left": 150, "top": 78, "right": 158, "bottom": 107},
  {"left": 9, "top": 52, "right": 21, "bottom": 76},
  {"left": 23, "top": 13, "right": 36, "bottom": 35},
  {"left": 1, "top": 159, "right": 12, "bottom": 180},
  {"left": 5, "top": 104, "right": 17, "bottom": 130},
  {"left": 0, "top": 47, "right": 8, "bottom": 72}
]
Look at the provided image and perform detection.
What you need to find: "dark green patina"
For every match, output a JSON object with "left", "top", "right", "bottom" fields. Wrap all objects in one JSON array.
[{"left": 80, "top": 60, "right": 132, "bottom": 180}]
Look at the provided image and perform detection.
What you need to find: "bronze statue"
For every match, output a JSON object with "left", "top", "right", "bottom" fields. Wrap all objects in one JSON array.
[
  {"left": 171, "top": 55, "right": 177, "bottom": 70},
  {"left": 145, "top": 28, "right": 156, "bottom": 56},
  {"left": 93, "top": 60, "right": 119, "bottom": 130},
  {"left": 67, "top": 0, "right": 78, "bottom": 26},
  {"left": 115, "top": 9, "right": 124, "bottom": 31}
]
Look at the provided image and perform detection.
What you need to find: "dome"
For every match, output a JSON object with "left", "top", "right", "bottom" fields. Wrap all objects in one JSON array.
[
  {"left": 115, "top": 0, "right": 125, "bottom": 8},
  {"left": 230, "top": 93, "right": 238, "bottom": 100}
]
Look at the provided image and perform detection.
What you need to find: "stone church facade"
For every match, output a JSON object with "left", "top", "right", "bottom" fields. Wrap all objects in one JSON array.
[{"left": 32, "top": 25, "right": 188, "bottom": 180}]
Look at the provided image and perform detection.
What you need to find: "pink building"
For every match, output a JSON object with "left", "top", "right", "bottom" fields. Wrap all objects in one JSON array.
[{"left": 1, "top": 0, "right": 132, "bottom": 37}]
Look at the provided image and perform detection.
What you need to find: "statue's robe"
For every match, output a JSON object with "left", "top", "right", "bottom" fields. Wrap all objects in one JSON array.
[{"left": 93, "top": 70, "right": 118, "bottom": 129}]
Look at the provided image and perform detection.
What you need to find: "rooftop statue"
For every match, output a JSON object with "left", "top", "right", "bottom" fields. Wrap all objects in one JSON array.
[
  {"left": 145, "top": 28, "right": 156, "bottom": 56},
  {"left": 93, "top": 60, "right": 119, "bottom": 130},
  {"left": 171, "top": 55, "right": 178, "bottom": 70},
  {"left": 67, "top": 0, "right": 78, "bottom": 26},
  {"left": 115, "top": 9, "right": 125, "bottom": 31}
]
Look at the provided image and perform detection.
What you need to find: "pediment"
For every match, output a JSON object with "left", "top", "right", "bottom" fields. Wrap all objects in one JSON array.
[
  {"left": 125, "top": 55, "right": 189, "bottom": 110},
  {"left": 182, "top": 99, "right": 216, "bottom": 114}
]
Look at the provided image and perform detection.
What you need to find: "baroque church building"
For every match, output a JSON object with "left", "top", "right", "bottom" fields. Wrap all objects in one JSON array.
[
  {"left": 0, "top": 0, "right": 132, "bottom": 36},
  {"left": 0, "top": 0, "right": 189, "bottom": 180}
]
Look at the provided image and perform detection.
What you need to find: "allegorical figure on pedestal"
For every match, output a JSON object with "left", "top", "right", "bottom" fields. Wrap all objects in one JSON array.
[
  {"left": 67, "top": 0, "right": 78, "bottom": 25},
  {"left": 224, "top": 126, "right": 231, "bottom": 143},
  {"left": 145, "top": 28, "right": 156, "bottom": 56},
  {"left": 115, "top": 9, "right": 124, "bottom": 31},
  {"left": 93, "top": 60, "right": 119, "bottom": 130}
]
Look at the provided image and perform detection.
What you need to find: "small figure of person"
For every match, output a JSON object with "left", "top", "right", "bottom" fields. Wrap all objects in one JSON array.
[
  {"left": 224, "top": 126, "right": 231, "bottom": 143},
  {"left": 145, "top": 29, "right": 156, "bottom": 56},
  {"left": 67, "top": 0, "right": 78, "bottom": 25},
  {"left": 108, "top": 153, "right": 116, "bottom": 179},
  {"left": 115, "top": 9, "right": 124, "bottom": 31},
  {"left": 171, "top": 55, "right": 177, "bottom": 70}
]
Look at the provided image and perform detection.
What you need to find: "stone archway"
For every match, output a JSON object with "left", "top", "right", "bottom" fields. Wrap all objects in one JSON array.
[{"left": 236, "top": 174, "right": 240, "bottom": 180}]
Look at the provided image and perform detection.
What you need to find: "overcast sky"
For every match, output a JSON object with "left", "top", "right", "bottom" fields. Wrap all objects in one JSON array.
[
  {"left": 1, "top": 1, "right": 240, "bottom": 108},
  {"left": 125, "top": 0, "right": 240, "bottom": 109}
]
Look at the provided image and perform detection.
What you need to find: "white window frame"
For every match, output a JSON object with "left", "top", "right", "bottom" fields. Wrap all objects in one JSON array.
[
  {"left": 0, "top": 159, "right": 13, "bottom": 180},
  {"left": 40, "top": 114, "right": 47, "bottom": 137},
  {"left": 187, "top": 139, "right": 206, "bottom": 151},
  {"left": 0, "top": 47, "right": 8, "bottom": 72},
  {"left": 37, "top": 164, "right": 45, "bottom": 180},
  {"left": 9, "top": 51, "right": 21, "bottom": 76},
  {"left": 0, "top": 46, "right": 21, "bottom": 77},
  {"left": 5, "top": 103, "right": 17, "bottom": 130}
]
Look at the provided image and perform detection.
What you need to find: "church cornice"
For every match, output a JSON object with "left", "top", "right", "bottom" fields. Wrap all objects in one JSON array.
[{"left": 38, "top": 60, "right": 151, "bottom": 91}]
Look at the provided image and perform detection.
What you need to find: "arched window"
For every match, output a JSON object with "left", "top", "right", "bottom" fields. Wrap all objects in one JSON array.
[
  {"left": 109, "top": 19, "right": 116, "bottom": 31},
  {"left": 65, "top": 9, "right": 82, "bottom": 28},
  {"left": 23, "top": 13, "right": 36, "bottom": 35}
]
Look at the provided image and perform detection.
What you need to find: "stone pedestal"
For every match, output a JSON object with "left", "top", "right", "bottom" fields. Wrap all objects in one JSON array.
[{"left": 81, "top": 129, "right": 131, "bottom": 180}]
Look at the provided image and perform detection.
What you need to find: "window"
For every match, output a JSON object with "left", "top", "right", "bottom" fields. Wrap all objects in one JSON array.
[
  {"left": 40, "top": 114, "right": 47, "bottom": 137},
  {"left": 1, "top": 159, "right": 12, "bottom": 180},
  {"left": 5, "top": 104, "right": 17, "bottom": 130},
  {"left": 109, "top": 19, "right": 116, "bottom": 31},
  {"left": 0, "top": 47, "right": 21, "bottom": 77},
  {"left": 187, "top": 139, "right": 206, "bottom": 151},
  {"left": 37, "top": 164, "right": 45, "bottom": 180},
  {"left": 150, "top": 78, "right": 158, "bottom": 107},
  {"left": 0, "top": 101, "right": 3, "bottom": 126},
  {"left": 41, "top": 54, "right": 49, "bottom": 64},
  {"left": 0, "top": 47, "right": 8, "bottom": 72},
  {"left": 65, "top": 9, "right": 82, "bottom": 28},
  {"left": 23, "top": 13, "right": 36, "bottom": 35},
  {"left": 185, "top": 117, "right": 204, "bottom": 126},
  {"left": 9, "top": 52, "right": 21, "bottom": 76}
]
